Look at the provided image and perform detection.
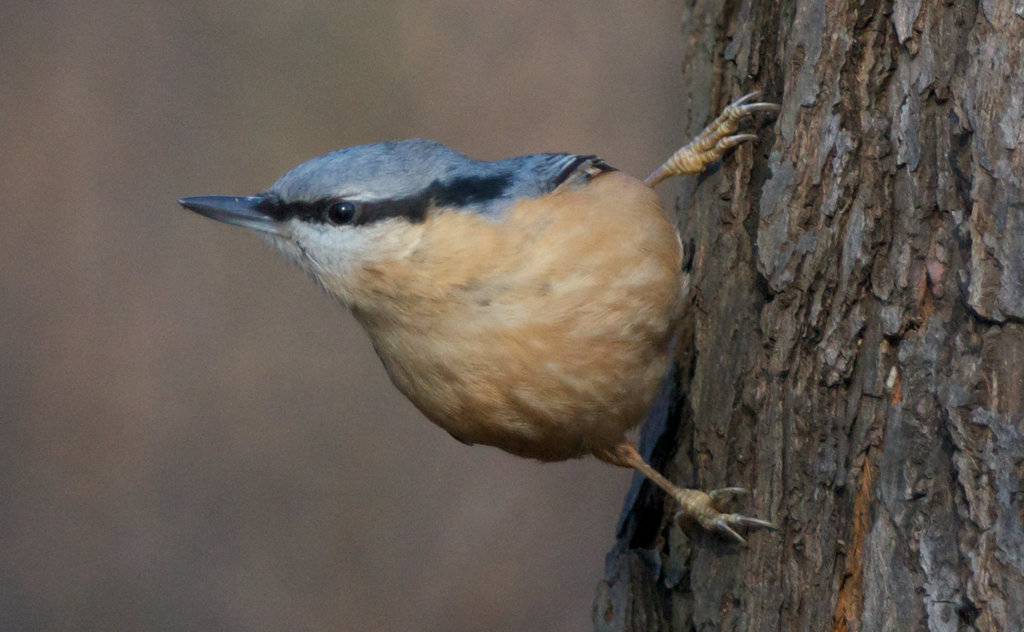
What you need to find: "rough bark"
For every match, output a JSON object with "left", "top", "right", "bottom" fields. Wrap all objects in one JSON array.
[{"left": 595, "top": 2, "right": 1024, "bottom": 631}]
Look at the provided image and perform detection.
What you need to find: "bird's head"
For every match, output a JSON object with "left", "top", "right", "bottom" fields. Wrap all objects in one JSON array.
[
  {"left": 180, "top": 140, "right": 464, "bottom": 297},
  {"left": 180, "top": 139, "right": 599, "bottom": 306}
]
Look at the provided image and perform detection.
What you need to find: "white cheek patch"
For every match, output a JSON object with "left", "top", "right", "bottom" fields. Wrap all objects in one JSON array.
[
  {"left": 256, "top": 226, "right": 319, "bottom": 276},
  {"left": 261, "top": 218, "right": 426, "bottom": 292}
]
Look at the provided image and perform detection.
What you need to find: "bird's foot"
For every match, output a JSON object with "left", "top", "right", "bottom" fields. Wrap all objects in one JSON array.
[
  {"left": 645, "top": 91, "right": 779, "bottom": 187},
  {"left": 672, "top": 486, "right": 776, "bottom": 545},
  {"left": 599, "top": 441, "right": 776, "bottom": 545}
]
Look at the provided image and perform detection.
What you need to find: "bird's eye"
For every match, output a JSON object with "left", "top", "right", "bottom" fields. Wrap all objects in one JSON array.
[{"left": 327, "top": 201, "right": 357, "bottom": 225}]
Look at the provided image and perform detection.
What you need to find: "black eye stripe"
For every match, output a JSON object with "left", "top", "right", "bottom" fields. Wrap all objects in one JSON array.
[
  {"left": 256, "top": 196, "right": 428, "bottom": 226},
  {"left": 260, "top": 172, "right": 527, "bottom": 227},
  {"left": 432, "top": 174, "right": 513, "bottom": 207}
]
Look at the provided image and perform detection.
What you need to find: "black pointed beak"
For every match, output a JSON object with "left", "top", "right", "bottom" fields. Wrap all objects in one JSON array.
[{"left": 178, "top": 195, "right": 280, "bottom": 233}]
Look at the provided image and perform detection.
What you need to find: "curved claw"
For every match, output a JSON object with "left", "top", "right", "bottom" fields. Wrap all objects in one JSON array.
[
  {"left": 733, "top": 91, "right": 762, "bottom": 105},
  {"left": 710, "top": 516, "right": 748, "bottom": 544},
  {"left": 724, "top": 93, "right": 780, "bottom": 119},
  {"left": 717, "top": 133, "right": 759, "bottom": 150},
  {"left": 724, "top": 514, "right": 779, "bottom": 531},
  {"left": 681, "top": 512, "right": 778, "bottom": 545},
  {"left": 733, "top": 103, "right": 781, "bottom": 118},
  {"left": 728, "top": 92, "right": 779, "bottom": 113},
  {"left": 708, "top": 487, "right": 748, "bottom": 508}
]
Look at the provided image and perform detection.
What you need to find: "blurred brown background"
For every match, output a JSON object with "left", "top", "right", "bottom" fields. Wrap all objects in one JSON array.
[{"left": 1, "top": 2, "right": 688, "bottom": 630}]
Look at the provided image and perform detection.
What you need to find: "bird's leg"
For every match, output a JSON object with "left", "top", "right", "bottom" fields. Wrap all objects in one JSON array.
[
  {"left": 644, "top": 92, "right": 779, "bottom": 187},
  {"left": 597, "top": 441, "right": 775, "bottom": 544}
]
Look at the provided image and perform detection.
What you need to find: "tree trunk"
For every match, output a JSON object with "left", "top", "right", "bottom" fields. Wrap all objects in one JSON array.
[{"left": 594, "top": 2, "right": 1024, "bottom": 631}]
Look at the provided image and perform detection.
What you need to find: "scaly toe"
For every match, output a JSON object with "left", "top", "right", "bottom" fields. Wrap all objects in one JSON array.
[
  {"left": 672, "top": 487, "right": 775, "bottom": 544},
  {"left": 644, "top": 91, "right": 778, "bottom": 186}
]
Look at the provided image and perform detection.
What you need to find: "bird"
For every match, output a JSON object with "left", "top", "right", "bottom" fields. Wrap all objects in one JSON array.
[{"left": 180, "top": 93, "right": 778, "bottom": 543}]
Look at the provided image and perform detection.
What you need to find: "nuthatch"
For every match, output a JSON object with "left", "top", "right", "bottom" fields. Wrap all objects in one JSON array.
[{"left": 180, "top": 93, "right": 777, "bottom": 542}]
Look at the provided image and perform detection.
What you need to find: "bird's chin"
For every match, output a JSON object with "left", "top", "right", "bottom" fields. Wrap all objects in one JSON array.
[
  {"left": 255, "top": 231, "right": 352, "bottom": 304},
  {"left": 258, "top": 231, "right": 312, "bottom": 270}
]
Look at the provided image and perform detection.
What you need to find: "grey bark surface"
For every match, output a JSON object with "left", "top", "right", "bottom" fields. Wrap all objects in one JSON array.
[{"left": 594, "top": 2, "right": 1024, "bottom": 631}]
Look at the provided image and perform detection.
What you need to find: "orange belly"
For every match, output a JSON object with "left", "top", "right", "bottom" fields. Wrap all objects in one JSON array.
[{"left": 348, "top": 171, "right": 683, "bottom": 461}]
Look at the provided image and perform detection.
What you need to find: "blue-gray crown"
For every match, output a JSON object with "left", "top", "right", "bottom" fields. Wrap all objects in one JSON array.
[{"left": 262, "top": 139, "right": 615, "bottom": 226}]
